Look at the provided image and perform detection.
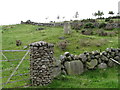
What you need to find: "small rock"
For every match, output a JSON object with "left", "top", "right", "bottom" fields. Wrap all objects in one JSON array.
[
  {"left": 86, "top": 59, "right": 98, "bottom": 69},
  {"left": 98, "top": 63, "right": 107, "bottom": 69},
  {"left": 64, "top": 52, "right": 70, "bottom": 57},
  {"left": 58, "top": 37, "right": 65, "bottom": 40},
  {"left": 79, "top": 54, "right": 87, "bottom": 62},
  {"left": 23, "top": 46, "right": 28, "bottom": 49}
]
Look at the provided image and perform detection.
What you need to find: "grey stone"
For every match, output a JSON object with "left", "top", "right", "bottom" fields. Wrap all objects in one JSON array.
[
  {"left": 108, "top": 60, "right": 114, "bottom": 67},
  {"left": 60, "top": 55, "right": 65, "bottom": 60},
  {"left": 66, "top": 56, "right": 72, "bottom": 61},
  {"left": 52, "top": 66, "right": 61, "bottom": 77},
  {"left": 23, "top": 46, "right": 28, "bottom": 49},
  {"left": 61, "top": 70, "right": 67, "bottom": 75},
  {"left": 79, "top": 54, "right": 87, "bottom": 62},
  {"left": 114, "top": 56, "right": 120, "bottom": 61},
  {"left": 58, "top": 37, "right": 66, "bottom": 40},
  {"left": 74, "top": 55, "right": 79, "bottom": 60},
  {"left": 98, "top": 63, "right": 107, "bottom": 69},
  {"left": 86, "top": 59, "right": 98, "bottom": 69},
  {"left": 64, "top": 60, "right": 84, "bottom": 75},
  {"left": 53, "top": 60, "right": 61, "bottom": 67},
  {"left": 101, "top": 55, "right": 109, "bottom": 61},
  {"left": 64, "top": 22, "right": 71, "bottom": 34},
  {"left": 64, "top": 52, "right": 70, "bottom": 57}
]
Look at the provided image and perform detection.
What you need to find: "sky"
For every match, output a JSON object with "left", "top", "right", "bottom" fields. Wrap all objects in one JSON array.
[{"left": 0, "top": 0, "right": 120, "bottom": 25}]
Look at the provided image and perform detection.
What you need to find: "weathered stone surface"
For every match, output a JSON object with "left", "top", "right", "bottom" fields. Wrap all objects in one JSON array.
[
  {"left": 29, "top": 41, "right": 54, "bottom": 86},
  {"left": 64, "top": 22, "right": 71, "bottom": 34},
  {"left": 64, "top": 60, "right": 84, "bottom": 75},
  {"left": 114, "top": 56, "right": 120, "bottom": 61},
  {"left": 52, "top": 66, "right": 61, "bottom": 78},
  {"left": 98, "top": 63, "right": 107, "bottom": 69},
  {"left": 61, "top": 70, "right": 67, "bottom": 75},
  {"left": 108, "top": 60, "right": 114, "bottom": 67},
  {"left": 64, "top": 52, "right": 70, "bottom": 57},
  {"left": 101, "top": 55, "right": 109, "bottom": 61},
  {"left": 79, "top": 54, "right": 87, "bottom": 62},
  {"left": 86, "top": 59, "right": 98, "bottom": 69}
]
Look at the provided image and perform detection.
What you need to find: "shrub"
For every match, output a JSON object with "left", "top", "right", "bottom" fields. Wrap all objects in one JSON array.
[
  {"left": 81, "top": 30, "right": 93, "bottom": 35},
  {"left": 105, "top": 24, "right": 114, "bottom": 30},
  {"left": 58, "top": 41, "right": 68, "bottom": 51},
  {"left": 72, "top": 23, "right": 83, "bottom": 31},
  {"left": 108, "top": 20, "right": 114, "bottom": 23},
  {"left": 105, "top": 18, "right": 110, "bottom": 22},
  {"left": 84, "top": 23, "right": 95, "bottom": 29},
  {"left": 98, "top": 23, "right": 107, "bottom": 28}
]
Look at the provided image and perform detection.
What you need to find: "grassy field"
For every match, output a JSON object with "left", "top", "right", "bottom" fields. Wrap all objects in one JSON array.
[{"left": 1, "top": 22, "right": 119, "bottom": 88}]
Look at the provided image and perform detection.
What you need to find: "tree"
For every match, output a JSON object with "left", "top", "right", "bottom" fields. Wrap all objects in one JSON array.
[
  {"left": 97, "top": 10, "right": 104, "bottom": 18},
  {"left": 92, "top": 12, "right": 98, "bottom": 18},
  {"left": 75, "top": 11, "right": 79, "bottom": 19},
  {"left": 57, "top": 16, "right": 60, "bottom": 19},
  {"left": 108, "top": 11, "right": 114, "bottom": 17},
  {"left": 93, "top": 10, "right": 104, "bottom": 18}
]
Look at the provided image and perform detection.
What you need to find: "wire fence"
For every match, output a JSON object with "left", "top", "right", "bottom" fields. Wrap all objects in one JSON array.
[{"left": 0, "top": 50, "right": 31, "bottom": 88}]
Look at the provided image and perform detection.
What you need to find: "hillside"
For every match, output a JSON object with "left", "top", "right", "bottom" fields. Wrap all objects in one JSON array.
[{"left": 1, "top": 22, "right": 119, "bottom": 88}]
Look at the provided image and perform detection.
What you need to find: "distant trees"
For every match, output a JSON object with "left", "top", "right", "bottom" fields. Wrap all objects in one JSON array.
[
  {"left": 75, "top": 12, "right": 79, "bottom": 18},
  {"left": 93, "top": 10, "right": 104, "bottom": 18},
  {"left": 108, "top": 11, "right": 114, "bottom": 17},
  {"left": 57, "top": 16, "right": 60, "bottom": 19}
]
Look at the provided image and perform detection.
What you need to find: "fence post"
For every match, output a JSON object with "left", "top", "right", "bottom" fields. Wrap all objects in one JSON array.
[{"left": 29, "top": 41, "right": 54, "bottom": 86}]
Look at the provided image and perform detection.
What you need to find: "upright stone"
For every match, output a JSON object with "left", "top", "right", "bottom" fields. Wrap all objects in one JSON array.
[
  {"left": 64, "top": 22, "right": 71, "bottom": 34},
  {"left": 29, "top": 41, "right": 54, "bottom": 86},
  {"left": 64, "top": 60, "right": 84, "bottom": 75}
]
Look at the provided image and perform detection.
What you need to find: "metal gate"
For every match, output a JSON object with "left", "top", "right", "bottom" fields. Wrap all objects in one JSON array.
[{"left": 0, "top": 50, "right": 31, "bottom": 88}]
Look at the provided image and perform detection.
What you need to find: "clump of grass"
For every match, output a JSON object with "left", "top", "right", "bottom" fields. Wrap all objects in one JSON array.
[{"left": 79, "top": 37, "right": 108, "bottom": 47}]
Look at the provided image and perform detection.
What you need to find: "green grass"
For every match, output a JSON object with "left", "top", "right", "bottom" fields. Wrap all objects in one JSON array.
[
  {"left": 1, "top": 23, "right": 119, "bottom": 88},
  {"left": 29, "top": 66, "right": 118, "bottom": 88}
]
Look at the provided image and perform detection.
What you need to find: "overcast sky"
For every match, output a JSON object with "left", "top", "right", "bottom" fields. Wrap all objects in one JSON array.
[{"left": 0, "top": 0, "right": 119, "bottom": 25}]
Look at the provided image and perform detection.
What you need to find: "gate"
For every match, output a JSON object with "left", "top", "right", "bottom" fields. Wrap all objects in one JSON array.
[{"left": 0, "top": 50, "right": 31, "bottom": 88}]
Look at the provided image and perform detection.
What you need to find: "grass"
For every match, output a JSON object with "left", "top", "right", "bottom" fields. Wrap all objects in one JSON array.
[
  {"left": 28, "top": 66, "right": 118, "bottom": 88},
  {"left": 1, "top": 20, "right": 119, "bottom": 88}
]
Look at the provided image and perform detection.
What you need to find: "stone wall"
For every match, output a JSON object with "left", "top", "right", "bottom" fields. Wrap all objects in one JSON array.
[
  {"left": 60, "top": 48, "right": 120, "bottom": 75},
  {"left": 29, "top": 41, "right": 120, "bottom": 86},
  {"left": 21, "top": 20, "right": 119, "bottom": 28},
  {"left": 29, "top": 41, "right": 54, "bottom": 86}
]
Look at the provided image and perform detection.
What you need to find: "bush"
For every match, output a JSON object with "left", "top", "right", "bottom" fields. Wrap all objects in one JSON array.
[
  {"left": 108, "top": 20, "right": 114, "bottom": 23},
  {"left": 84, "top": 23, "right": 95, "bottom": 29},
  {"left": 72, "top": 23, "right": 83, "bottom": 31},
  {"left": 105, "top": 18, "right": 110, "bottom": 22},
  {"left": 81, "top": 30, "right": 93, "bottom": 35},
  {"left": 58, "top": 41, "right": 68, "bottom": 51},
  {"left": 98, "top": 23, "right": 107, "bottom": 28}
]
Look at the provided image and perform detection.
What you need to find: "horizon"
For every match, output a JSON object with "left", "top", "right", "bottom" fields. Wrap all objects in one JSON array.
[{"left": 0, "top": 0, "right": 120, "bottom": 25}]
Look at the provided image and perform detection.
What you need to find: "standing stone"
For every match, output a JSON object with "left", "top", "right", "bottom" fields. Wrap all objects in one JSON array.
[
  {"left": 64, "top": 22, "right": 71, "bottom": 34},
  {"left": 29, "top": 41, "right": 54, "bottom": 86},
  {"left": 64, "top": 60, "right": 84, "bottom": 75}
]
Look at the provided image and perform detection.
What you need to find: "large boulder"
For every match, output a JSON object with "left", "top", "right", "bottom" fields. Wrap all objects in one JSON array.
[
  {"left": 64, "top": 60, "right": 84, "bottom": 75},
  {"left": 98, "top": 63, "right": 107, "bottom": 69}
]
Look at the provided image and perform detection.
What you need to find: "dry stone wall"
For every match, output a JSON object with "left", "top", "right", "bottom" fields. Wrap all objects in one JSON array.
[
  {"left": 29, "top": 41, "right": 54, "bottom": 86},
  {"left": 21, "top": 20, "right": 120, "bottom": 28},
  {"left": 60, "top": 48, "right": 120, "bottom": 75},
  {"left": 29, "top": 41, "right": 120, "bottom": 86}
]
